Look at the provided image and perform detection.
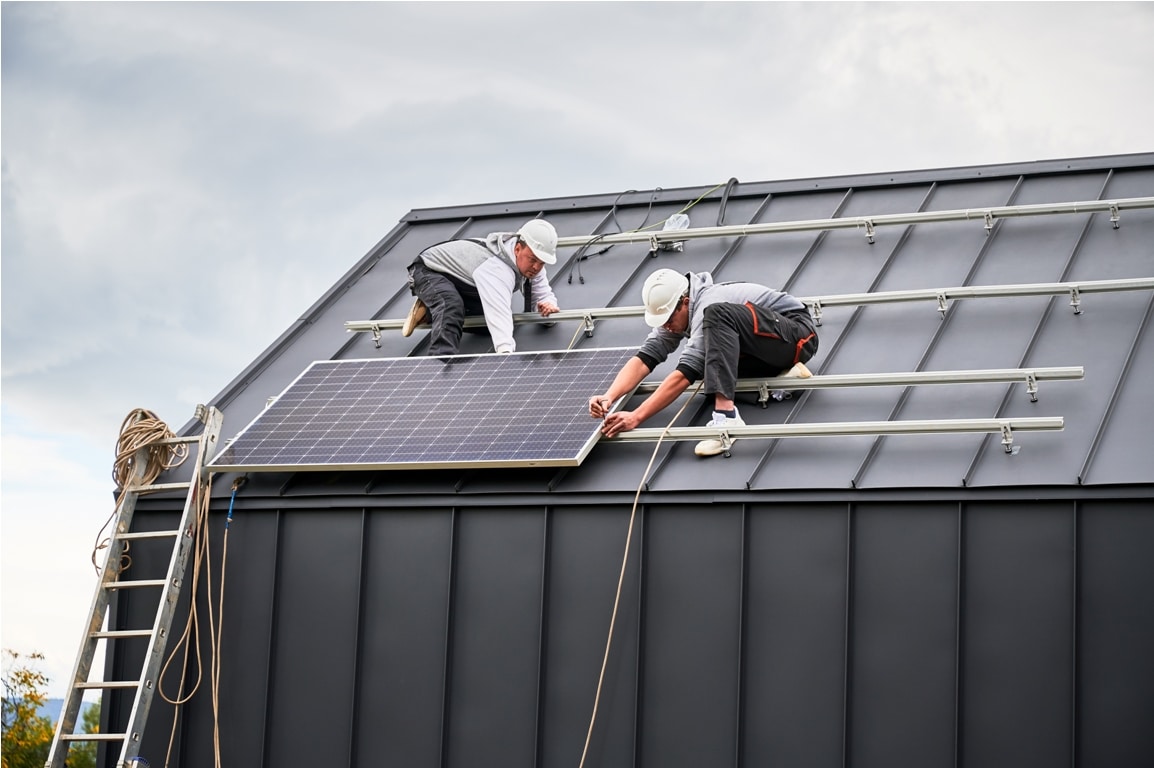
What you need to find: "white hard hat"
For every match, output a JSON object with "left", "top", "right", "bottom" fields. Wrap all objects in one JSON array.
[
  {"left": 516, "top": 219, "right": 558, "bottom": 265},
  {"left": 642, "top": 269, "right": 690, "bottom": 327}
]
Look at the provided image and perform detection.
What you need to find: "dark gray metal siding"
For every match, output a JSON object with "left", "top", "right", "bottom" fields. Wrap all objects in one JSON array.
[{"left": 107, "top": 496, "right": 1154, "bottom": 768}]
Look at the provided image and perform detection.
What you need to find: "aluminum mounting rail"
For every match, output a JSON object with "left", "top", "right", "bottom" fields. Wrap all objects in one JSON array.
[
  {"left": 805, "top": 277, "right": 1154, "bottom": 324},
  {"left": 555, "top": 196, "right": 1154, "bottom": 248},
  {"left": 346, "top": 304, "right": 644, "bottom": 343},
  {"left": 346, "top": 277, "right": 1154, "bottom": 344},
  {"left": 608, "top": 416, "right": 1065, "bottom": 454},
  {"left": 633, "top": 366, "right": 1084, "bottom": 405}
]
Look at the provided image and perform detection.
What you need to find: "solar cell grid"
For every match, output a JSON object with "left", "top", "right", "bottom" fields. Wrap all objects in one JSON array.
[{"left": 208, "top": 347, "right": 638, "bottom": 472}]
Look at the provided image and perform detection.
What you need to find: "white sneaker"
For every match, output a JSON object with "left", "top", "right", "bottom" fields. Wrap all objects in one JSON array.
[
  {"left": 402, "top": 298, "right": 428, "bottom": 337},
  {"left": 695, "top": 410, "right": 745, "bottom": 457}
]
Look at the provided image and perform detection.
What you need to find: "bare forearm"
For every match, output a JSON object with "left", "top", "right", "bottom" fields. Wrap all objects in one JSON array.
[
  {"left": 599, "top": 368, "right": 691, "bottom": 437},
  {"left": 631, "top": 370, "right": 691, "bottom": 424},
  {"left": 590, "top": 356, "right": 652, "bottom": 419},
  {"left": 605, "top": 357, "right": 651, "bottom": 402}
]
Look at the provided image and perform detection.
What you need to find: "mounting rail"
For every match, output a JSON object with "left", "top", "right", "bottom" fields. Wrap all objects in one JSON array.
[
  {"left": 555, "top": 196, "right": 1154, "bottom": 248},
  {"left": 633, "top": 366, "right": 1083, "bottom": 405},
  {"left": 608, "top": 416, "right": 1065, "bottom": 454},
  {"left": 346, "top": 277, "right": 1154, "bottom": 343}
]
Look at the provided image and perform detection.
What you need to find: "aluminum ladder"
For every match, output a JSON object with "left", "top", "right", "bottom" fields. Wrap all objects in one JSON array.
[{"left": 45, "top": 405, "right": 223, "bottom": 768}]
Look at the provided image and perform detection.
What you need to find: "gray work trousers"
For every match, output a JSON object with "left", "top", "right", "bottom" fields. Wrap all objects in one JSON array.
[
  {"left": 701, "top": 302, "right": 819, "bottom": 398},
  {"left": 407, "top": 260, "right": 485, "bottom": 356}
]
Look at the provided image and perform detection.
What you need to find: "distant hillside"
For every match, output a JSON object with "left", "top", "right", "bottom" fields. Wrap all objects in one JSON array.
[{"left": 39, "top": 698, "right": 97, "bottom": 725}]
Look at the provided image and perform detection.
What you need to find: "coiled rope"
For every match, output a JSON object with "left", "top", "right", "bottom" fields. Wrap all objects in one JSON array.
[{"left": 92, "top": 409, "right": 190, "bottom": 575}]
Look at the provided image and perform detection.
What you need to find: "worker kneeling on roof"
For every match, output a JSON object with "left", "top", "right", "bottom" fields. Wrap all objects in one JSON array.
[
  {"left": 589, "top": 269, "right": 820, "bottom": 457},
  {"left": 403, "top": 218, "right": 561, "bottom": 355}
]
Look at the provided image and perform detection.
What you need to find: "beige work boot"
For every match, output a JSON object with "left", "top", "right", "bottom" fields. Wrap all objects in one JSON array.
[
  {"left": 783, "top": 361, "right": 813, "bottom": 378},
  {"left": 768, "top": 362, "right": 813, "bottom": 403},
  {"left": 402, "top": 298, "right": 428, "bottom": 337}
]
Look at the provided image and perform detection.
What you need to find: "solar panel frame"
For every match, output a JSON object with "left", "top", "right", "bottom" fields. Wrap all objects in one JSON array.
[{"left": 208, "top": 347, "right": 639, "bottom": 472}]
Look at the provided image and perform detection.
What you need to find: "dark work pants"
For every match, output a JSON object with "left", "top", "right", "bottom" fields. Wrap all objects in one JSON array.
[
  {"left": 407, "top": 261, "right": 484, "bottom": 356},
  {"left": 701, "top": 302, "right": 819, "bottom": 399}
]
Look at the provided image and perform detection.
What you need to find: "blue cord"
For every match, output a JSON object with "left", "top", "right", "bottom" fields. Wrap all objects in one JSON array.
[{"left": 226, "top": 487, "right": 238, "bottom": 530}]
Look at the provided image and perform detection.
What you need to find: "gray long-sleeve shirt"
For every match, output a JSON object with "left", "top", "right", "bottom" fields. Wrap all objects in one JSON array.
[
  {"left": 417, "top": 233, "right": 558, "bottom": 353},
  {"left": 637, "top": 271, "right": 805, "bottom": 381}
]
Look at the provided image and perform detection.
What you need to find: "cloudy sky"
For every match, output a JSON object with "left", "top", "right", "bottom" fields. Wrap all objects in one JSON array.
[{"left": 2, "top": 1, "right": 1152, "bottom": 697}]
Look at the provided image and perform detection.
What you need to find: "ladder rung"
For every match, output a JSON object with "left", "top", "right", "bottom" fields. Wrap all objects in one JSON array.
[
  {"left": 61, "top": 732, "right": 128, "bottom": 742},
  {"left": 91, "top": 629, "right": 153, "bottom": 639},
  {"left": 106, "top": 579, "right": 168, "bottom": 589},
  {"left": 156, "top": 435, "right": 200, "bottom": 445},
  {"left": 76, "top": 680, "right": 139, "bottom": 690},
  {"left": 118, "top": 529, "right": 181, "bottom": 540},
  {"left": 134, "top": 481, "right": 192, "bottom": 493}
]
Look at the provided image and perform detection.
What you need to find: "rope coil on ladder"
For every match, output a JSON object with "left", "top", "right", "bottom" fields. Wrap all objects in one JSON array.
[
  {"left": 112, "top": 408, "right": 190, "bottom": 490},
  {"left": 91, "top": 409, "right": 191, "bottom": 575}
]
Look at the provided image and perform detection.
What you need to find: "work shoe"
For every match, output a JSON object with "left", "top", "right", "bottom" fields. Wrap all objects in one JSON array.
[
  {"left": 695, "top": 409, "right": 746, "bottom": 457},
  {"left": 402, "top": 298, "right": 428, "bottom": 337},
  {"left": 769, "top": 361, "right": 814, "bottom": 402},
  {"left": 783, "top": 361, "right": 813, "bottom": 378}
]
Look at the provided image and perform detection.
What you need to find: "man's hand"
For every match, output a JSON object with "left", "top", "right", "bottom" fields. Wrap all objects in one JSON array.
[
  {"left": 601, "top": 411, "right": 640, "bottom": 438},
  {"left": 589, "top": 395, "right": 612, "bottom": 419},
  {"left": 537, "top": 301, "right": 560, "bottom": 316}
]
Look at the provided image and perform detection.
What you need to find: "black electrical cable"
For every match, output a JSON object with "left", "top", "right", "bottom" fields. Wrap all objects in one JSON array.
[
  {"left": 717, "top": 177, "right": 739, "bottom": 226},
  {"left": 570, "top": 188, "right": 659, "bottom": 284}
]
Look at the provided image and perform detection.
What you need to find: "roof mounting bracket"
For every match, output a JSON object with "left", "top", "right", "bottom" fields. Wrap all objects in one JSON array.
[
  {"left": 582, "top": 313, "right": 596, "bottom": 338},
  {"left": 755, "top": 382, "right": 791, "bottom": 407},
  {"left": 809, "top": 300, "right": 823, "bottom": 327},
  {"left": 1026, "top": 372, "right": 1039, "bottom": 402},
  {"left": 1001, "top": 423, "right": 1016, "bottom": 453},
  {"left": 937, "top": 292, "right": 949, "bottom": 317},
  {"left": 1069, "top": 286, "right": 1082, "bottom": 315},
  {"left": 757, "top": 382, "right": 770, "bottom": 407},
  {"left": 863, "top": 219, "right": 876, "bottom": 244},
  {"left": 984, "top": 211, "right": 994, "bottom": 235},
  {"left": 1110, "top": 203, "right": 1120, "bottom": 229},
  {"left": 720, "top": 430, "right": 736, "bottom": 458},
  {"left": 647, "top": 234, "right": 660, "bottom": 255}
]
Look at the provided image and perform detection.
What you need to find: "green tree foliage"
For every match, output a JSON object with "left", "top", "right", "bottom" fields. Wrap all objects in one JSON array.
[
  {"left": 1, "top": 650, "right": 102, "bottom": 768},
  {"left": 62, "top": 700, "right": 101, "bottom": 768},
  {"left": 2, "top": 650, "right": 53, "bottom": 768}
]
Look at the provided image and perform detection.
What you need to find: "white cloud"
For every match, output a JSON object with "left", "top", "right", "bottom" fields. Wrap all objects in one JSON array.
[{"left": 1, "top": 428, "right": 113, "bottom": 696}]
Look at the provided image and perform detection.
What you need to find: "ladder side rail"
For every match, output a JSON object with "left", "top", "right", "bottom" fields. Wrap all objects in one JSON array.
[
  {"left": 116, "top": 406, "right": 224, "bottom": 767},
  {"left": 45, "top": 459, "right": 150, "bottom": 768}
]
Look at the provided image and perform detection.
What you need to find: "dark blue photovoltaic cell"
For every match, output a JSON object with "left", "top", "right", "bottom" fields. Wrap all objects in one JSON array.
[{"left": 208, "top": 348, "right": 638, "bottom": 471}]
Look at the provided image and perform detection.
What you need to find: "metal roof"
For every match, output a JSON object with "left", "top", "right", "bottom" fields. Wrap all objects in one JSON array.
[{"left": 195, "top": 153, "right": 1154, "bottom": 497}]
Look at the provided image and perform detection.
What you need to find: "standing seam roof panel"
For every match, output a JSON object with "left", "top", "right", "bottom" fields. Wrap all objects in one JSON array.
[{"left": 187, "top": 154, "right": 1154, "bottom": 497}]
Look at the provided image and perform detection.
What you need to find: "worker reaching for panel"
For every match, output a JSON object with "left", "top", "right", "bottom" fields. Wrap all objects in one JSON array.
[{"left": 589, "top": 268, "right": 819, "bottom": 456}]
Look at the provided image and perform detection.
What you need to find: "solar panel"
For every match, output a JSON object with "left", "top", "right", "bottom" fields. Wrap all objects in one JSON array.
[{"left": 207, "top": 347, "right": 639, "bottom": 472}]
